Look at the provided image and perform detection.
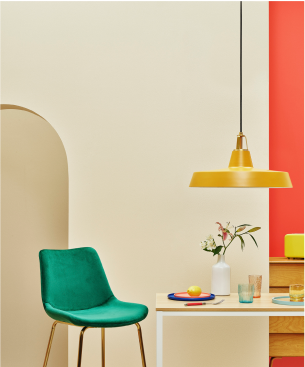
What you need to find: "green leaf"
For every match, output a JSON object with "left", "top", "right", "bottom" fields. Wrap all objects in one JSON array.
[
  {"left": 247, "top": 227, "right": 261, "bottom": 233},
  {"left": 243, "top": 233, "right": 259, "bottom": 248},
  {"left": 236, "top": 224, "right": 251, "bottom": 227},
  {"left": 248, "top": 233, "right": 258, "bottom": 247},
  {"left": 237, "top": 235, "right": 245, "bottom": 251},
  {"left": 236, "top": 226, "right": 246, "bottom": 232},
  {"left": 213, "top": 246, "right": 223, "bottom": 256}
]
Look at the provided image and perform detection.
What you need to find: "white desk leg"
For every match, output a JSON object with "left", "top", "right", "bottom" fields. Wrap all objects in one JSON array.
[{"left": 156, "top": 311, "right": 163, "bottom": 367}]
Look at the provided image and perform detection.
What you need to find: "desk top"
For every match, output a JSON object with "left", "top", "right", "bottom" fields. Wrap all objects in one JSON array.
[{"left": 156, "top": 293, "right": 304, "bottom": 312}]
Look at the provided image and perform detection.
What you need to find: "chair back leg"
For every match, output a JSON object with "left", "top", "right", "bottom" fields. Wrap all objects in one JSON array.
[
  {"left": 43, "top": 322, "right": 146, "bottom": 367},
  {"left": 43, "top": 321, "right": 59, "bottom": 367},
  {"left": 77, "top": 327, "right": 88, "bottom": 367},
  {"left": 101, "top": 328, "right": 105, "bottom": 367},
  {"left": 135, "top": 323, "right": 147, "bottom": 367}
]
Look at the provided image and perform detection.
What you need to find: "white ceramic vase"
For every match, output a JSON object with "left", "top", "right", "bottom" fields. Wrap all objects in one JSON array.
[{"left": 211, "top": 254, "right": 230, "bottom": 295}]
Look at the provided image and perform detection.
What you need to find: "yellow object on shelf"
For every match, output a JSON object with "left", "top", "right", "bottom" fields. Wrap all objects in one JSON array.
[{"left": 285, "top": 234, "right": 304, "bottom": 259}]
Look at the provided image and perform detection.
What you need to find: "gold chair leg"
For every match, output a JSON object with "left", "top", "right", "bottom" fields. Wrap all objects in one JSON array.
[
  {"left": 43, "top": 321, "right": 58, "bottom": 367},
  {"left": 77, "top": 326, "right": 88, "bottom": 367},
  {"left": 135, "top": 323, "right": 147, "bottom": 367},
  {"left": 270, "top": 357, "right": 282, "bottom": 367},
  {"left": 101, "top": 328, "right": 105, "bottom": 367}
]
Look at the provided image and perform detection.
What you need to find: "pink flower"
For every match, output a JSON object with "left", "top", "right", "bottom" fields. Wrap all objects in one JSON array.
[
  {"left": 216, "top": 222, "right": 228, "bottom": 240},
  {"left": 216, "top": 222, "right": 223, "bottom": 231}
]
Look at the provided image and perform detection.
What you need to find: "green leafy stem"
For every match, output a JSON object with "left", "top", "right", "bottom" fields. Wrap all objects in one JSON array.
[{"left": 200, "top": 223, "right": 261, "bottom": 256}]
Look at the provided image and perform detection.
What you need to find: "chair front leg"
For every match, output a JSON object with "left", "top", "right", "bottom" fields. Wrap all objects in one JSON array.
[
  {"left": 77, "top": 326, "right": 89, "bottom": 367},
  {"left": 135, "top": 323, "right": 147, "bottom": 367},
  {"left": 101, "top": 328, "right": 105, "bottom": 367},
  {"left": 43, "top": 321, "right": 59, "bottom": 367}
]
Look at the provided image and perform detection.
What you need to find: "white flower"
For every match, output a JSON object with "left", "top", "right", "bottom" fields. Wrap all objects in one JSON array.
[
  {"left": 206, "top": 240, "right": 216, "bottom": 250},
  {"left": 200, "top": 241, "right": 207, "bottom": 250},
  {"left": 204, "top": 235, "right": 216, "bottom": 250},
  {"left": 206, "top": 234, "right": 214, "bottom": 241},
  {"left": 200, "top": 236, "right": 217, "bottom": 251}
]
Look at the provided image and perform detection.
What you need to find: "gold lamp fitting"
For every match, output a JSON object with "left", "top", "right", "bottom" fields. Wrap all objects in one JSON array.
[
  {"left": 235, "top": 132, "right": 248, "bottom": 150},
  {"left": 229, "top": 133, "right": 253, "bottom": 168}
]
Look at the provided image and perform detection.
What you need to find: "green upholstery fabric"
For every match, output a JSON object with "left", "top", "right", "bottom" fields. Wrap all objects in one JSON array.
[
  {"left": 39, "top": 247, "right": 148, "bottom": 327},
  {"left": 44, "top": 298, "right": 148, "bottom": 328}
]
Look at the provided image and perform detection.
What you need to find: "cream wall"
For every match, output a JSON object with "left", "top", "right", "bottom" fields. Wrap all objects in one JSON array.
[
  {"left": 1, "top": 2, "right": 269, "bottom": 367},
  {"left": 1, "top": 109, "right": 68, "bottom": 367}
]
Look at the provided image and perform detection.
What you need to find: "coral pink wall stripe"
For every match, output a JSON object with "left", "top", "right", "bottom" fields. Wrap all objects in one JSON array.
[
  {"left": 269, "top": 2, "right": 304, "bottom": 366},
  {"left": 269, "top": 1, "right": 304, "bottom": 256}
]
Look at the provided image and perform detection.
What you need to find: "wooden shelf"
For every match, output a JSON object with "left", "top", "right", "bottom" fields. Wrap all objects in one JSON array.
[
  {"left": 270, "top": 334, "right": 304, "bottom": 357},
  {"left": 269, "top": 256, "right": 304, "bottom": 358},
  {"left": 270, "top": 257, "right": 304, "bottom": 264}
]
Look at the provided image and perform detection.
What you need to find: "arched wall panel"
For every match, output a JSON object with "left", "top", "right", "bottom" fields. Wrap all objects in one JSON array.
[{"left": 1, "top": 107, "right": 69, "bottom": 367}]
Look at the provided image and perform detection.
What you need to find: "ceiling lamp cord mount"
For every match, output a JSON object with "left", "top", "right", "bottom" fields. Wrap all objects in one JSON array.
[
  {"left": 240, "top": 0, "right": 242, "bottom": 135},
  {"left": 189, "top": 1, "right": 292, "bottom": 188},
  {"left": 237, "top": 1, "right": 246, "bottom": 151}
]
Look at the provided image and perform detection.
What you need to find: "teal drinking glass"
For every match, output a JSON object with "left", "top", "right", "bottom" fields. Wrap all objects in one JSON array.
[{"left": 238, "top": 284, "right": 254, "bottom": 303}]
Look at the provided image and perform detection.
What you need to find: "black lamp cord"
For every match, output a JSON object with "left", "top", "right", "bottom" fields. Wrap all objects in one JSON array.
[{"left": 240, "top": 1, "right": 242, "bottom": 134}]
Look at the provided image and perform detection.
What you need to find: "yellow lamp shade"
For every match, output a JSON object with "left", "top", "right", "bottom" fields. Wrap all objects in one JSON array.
[
  {"left": 190, "top": 168, "right": 292, "bottom": 188},
  {"left": 190, "top": 134, "right": 292, "bottom": 188}
]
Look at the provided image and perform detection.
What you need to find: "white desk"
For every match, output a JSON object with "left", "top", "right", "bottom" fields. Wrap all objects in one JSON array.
[{"left": 156, "top": 293, "right": 304, "bottom": 367}]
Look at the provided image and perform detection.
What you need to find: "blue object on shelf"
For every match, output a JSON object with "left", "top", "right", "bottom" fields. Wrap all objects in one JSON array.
[
  {"left": 272, "top": 296, "right": 304, "bottom": 306},
  {"left": 167, "top": 293, "right": 215, "bottom": 301}
]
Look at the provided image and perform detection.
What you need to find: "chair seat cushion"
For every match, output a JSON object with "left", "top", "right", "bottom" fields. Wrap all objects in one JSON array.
[{"left": 44, "top": 296, "right": 148, "bottom": 328}]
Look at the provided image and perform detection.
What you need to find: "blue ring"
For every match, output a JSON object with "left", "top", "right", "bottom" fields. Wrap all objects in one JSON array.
[{"left": 272, "top": 296, "right": 304, "bottom": 306}]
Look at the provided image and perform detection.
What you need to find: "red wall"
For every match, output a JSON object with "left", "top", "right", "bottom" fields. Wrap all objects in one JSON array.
[
  {"left": 269, "top": 1, "right": 304, "bottom": 255},
  {"left": 269, "top": 2, "right": 304, "bottom": 367}
]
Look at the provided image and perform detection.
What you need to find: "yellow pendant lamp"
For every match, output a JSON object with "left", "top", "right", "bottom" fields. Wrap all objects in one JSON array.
[{"left": 190, "top": 2, "right": 292, "bottom": 188}]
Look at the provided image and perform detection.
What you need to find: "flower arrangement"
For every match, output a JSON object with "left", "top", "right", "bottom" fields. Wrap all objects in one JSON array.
[{"left": 200, "top": 222, "right": 261, "bottom": 256}]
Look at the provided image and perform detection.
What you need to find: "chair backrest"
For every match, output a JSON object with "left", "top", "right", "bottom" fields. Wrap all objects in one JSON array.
[{"left": 39, "top": 247, "right": 113, "bottom": 311}]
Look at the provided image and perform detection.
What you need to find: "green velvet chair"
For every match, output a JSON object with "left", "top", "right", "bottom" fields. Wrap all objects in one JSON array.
[{"left": 39, "top": 247, "right": 148, "bottom": 367}]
